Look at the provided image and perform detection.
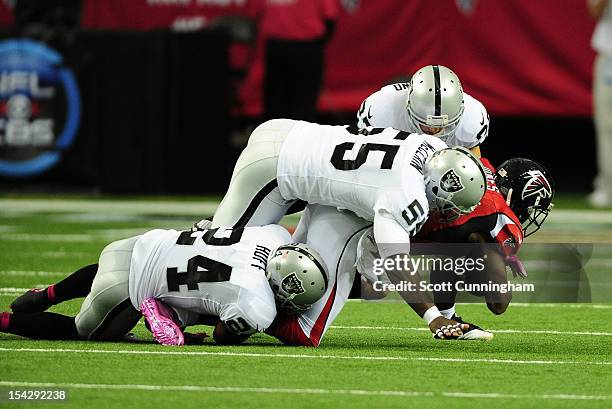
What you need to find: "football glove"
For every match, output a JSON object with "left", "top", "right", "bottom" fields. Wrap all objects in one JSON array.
[{"left": 505, "top": 254, "right": 527, "bottom": 278}]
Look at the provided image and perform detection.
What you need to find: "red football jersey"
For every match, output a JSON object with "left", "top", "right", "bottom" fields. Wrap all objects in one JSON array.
[{"left": 417, "top": 158, "right": 523, "bottom": 256}]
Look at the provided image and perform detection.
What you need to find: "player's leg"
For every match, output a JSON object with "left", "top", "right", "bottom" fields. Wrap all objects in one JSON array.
[
  {"left": 430, "top": 267, "right": 459, "bottom": 319},
  {"left": 10, "top": 264, "right": 99, "bottom": 313},
  {"left": 74, "top": 237, "right": 141, "bottom": 340},
  {"left": 267, "top": 205, "right": 371, "bottom": 346},
  {"left": 212, "top": 118, "right": 298, "bottom": 228},
  {"left": 289, "top": 41, "right": 323, "bottom": 122},
  {"left": 263, "top": 40, "right": 290, "bottom": 119},
  {"left": 0, "top": 310, "right": 80, "bottom": 340},
  {"left": 1, "top": 239, "right": 139, "bottom": 340},
  {"left": 591, "top": 54, "right": 612, "bottom": 206}
]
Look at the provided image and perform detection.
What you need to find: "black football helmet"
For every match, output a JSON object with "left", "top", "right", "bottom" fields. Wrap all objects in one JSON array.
[{"left": 494, "top": 158, "right": 555, "bottom": 237}]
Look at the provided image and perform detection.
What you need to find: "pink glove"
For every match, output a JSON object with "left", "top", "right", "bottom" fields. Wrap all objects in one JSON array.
[{"left": 505, "top": 254, "right": 527, "bottom": 278}]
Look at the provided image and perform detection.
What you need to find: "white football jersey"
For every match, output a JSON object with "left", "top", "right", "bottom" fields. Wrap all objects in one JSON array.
[
  {"left": 128, "top": 225, "right": 291, "bottom": 334},
  {"left": 277, "top": 121, "right": 447, "bottom": 251},
  {"left": 356, "top": 84, "right": 489, "bottom": 149}
]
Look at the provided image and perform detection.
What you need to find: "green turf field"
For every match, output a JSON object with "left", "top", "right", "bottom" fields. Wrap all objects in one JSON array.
[{"left": 1, "top": 196, "right": 611, "bottom": 408}]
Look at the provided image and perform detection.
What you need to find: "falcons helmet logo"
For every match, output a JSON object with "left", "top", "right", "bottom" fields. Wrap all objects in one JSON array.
[{"left": 521, "top": 170, "right": 552, "bottom": 200}]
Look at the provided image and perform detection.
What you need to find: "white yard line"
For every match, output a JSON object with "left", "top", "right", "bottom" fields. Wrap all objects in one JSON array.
[
  {"left": 0, "top": 287, "right": 33, "bottom": 292},
  {"left": 1, "top": 198, "right": 611, "bottom": 223},
  {"left": 0, "top": 347, "right": 610, "bottom": 366},
  {"left": 330, "top": 325, "right": 612, "bottom": 336},
  {"left": 0, "top": 380, "right": 609, "bottom": 401},
  {"left": 0, "top": 199, "right": 218, "bottom": 216},
  {"left": 0, "top": 234, "right": 95, "bottom": 242},
  {"left": 0, "top": 287, "right": 610, "bottom": 336},
  {"left": 0, "top": 271, "right": 66, "bottom": 277},
  {"left": 353, "top": 299, "right": 612, "bottom": 309}
]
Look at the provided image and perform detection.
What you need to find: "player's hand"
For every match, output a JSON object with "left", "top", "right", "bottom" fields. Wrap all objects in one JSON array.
[
  {"left": 505, "top": 254, "right": 527, "bottom": 278},
  {"left": 183, "top": 332, "right": 209, "bottom": 345},
  {"left": 429, "top": 316, "right": 469, "bottom": 340}
]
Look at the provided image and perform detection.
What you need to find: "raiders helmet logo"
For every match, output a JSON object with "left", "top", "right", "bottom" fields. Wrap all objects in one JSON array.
[
  {"left": 521, "top": 170, "right": 552, "bottom": 200},
  {"left": 281, "top": 273, "right": 305, "bottom": 295},
  {"left": 440, "top": 169, "right": 464, "bottom": 193}
]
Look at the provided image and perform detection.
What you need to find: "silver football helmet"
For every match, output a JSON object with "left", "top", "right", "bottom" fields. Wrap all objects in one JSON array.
[
  {"left": 266, "top": 243, "right": 328, "bottom": 314},
  {"left": 406, "top": 65, "right": 464, "bottom": 140},
  {"left": 423, "top": 147, "right": 486, "bottom": 221}
]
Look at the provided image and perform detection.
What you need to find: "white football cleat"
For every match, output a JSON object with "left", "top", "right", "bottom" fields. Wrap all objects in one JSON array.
[
  {"left": 453, "top": 314, "right": 494, "bottom": 341},
  {"left": 458, "top": 326, "right": 494, "bottom": 341}
]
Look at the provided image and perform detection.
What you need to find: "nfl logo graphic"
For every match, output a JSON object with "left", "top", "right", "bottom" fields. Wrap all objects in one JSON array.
[{"left": 0, "top": 39, "right": 81, "bottom": 177}]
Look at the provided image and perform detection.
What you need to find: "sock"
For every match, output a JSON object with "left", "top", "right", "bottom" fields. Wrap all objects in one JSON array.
[
  {"left": 0, "top": 312, "right": 9, "bottom": 331},
  {"left": 46, "top": 285, "right": 57, "bottom": 303},
  {"left": 439, "top": 304, "right": 456, "bottom": 320},
  {"left": 6, "top": 312, "right": 80, "bottom": 340},
  {"left": 49, "top": 264, "right": 98, "bottom": 303}
]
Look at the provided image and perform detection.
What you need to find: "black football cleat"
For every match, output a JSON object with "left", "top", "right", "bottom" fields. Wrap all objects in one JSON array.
[
  {"left": 451, "top": 314, "right": 494, "bottom": 341},
  {"left": 10, "top": 289, "right": 54, "bottom": 313}
]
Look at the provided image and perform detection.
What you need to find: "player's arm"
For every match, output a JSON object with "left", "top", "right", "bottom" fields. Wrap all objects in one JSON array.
[
  {"left": 468, "top": 232, "right": 511, "bottom": 315},
  {"left": 163, "top": 313, "right": 251, "bottom": 345},
  {"left": 588, "top": 0, "right": 609, "bottom": 19},
  {"left": 356, "top": 98, "right": 373, "bottom": 129},
  {"left": 373, "top": 211, "right": 467, "bottom": 338},
  {"left": 213, "top": 321, "right": 252, "bottom": 345},
  {"left": 460, "top": 94, "right": 488, "bottom": 157},
  {"left": 356, "top": 88, "right": 393, "bottom": 129},
  {"left": 215, "top": 298, "right": 275, "bottom": 345}
]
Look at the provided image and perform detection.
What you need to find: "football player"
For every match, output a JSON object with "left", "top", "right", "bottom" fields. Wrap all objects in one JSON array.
[
  {"left": 2, "top": 223, "right": 328, "bottom": 346},
  {"left": 357, "top": 65, "right": 489, "bottom": 157},
  {"left": 211, "top": 118, "right": 487, "bottom": 339},
  {"left": 355, "top": 65, "right": 553, "bottom": 323},
  {"left": 361, "top": 158, "right": 555, "bottom": 326},
  {"left": 266, "top": 204, "right": 371, "bottom": 346},
  {"left": 417, "top": 157, "right": 554, "bottom": 320},
  {"left": 268, "top": 199, "right": 525, "bottom": 346}
]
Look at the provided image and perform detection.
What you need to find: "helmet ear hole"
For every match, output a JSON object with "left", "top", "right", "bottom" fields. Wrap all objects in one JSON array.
[{"left": 432, "top": 186, "right": 438, "bottom": 195}]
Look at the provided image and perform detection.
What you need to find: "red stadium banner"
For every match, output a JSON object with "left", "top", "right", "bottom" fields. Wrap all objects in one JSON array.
[
  {"left": 81, "top": 0, "right": 596, "bottom": 116},
  {"left": 81, "top": 0, "right": 263, "bottom": 30},
  {"left": 0, "top": 1, "right": 13, "bottom": 27},
  {"left": 242, "top": 0, "right": 598, "bottom": 116}
]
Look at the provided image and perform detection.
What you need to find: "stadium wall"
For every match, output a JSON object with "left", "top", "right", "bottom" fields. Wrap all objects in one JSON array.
[{"left": 0, "top": 0, "right": 599, "bottom": 194}]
